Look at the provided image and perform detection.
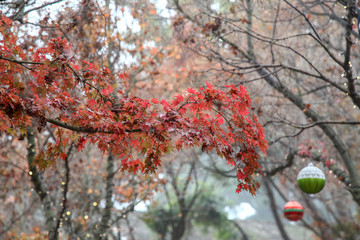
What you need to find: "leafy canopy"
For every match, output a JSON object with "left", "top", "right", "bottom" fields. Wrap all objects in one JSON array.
[{"left": 0, "top": 16, "right": 267, "bottom": 195}]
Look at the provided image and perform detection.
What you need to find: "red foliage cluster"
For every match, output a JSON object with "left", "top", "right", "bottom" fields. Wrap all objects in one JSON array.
[{"left": 0, "top": 16, "right": 267, "bottom": 195}]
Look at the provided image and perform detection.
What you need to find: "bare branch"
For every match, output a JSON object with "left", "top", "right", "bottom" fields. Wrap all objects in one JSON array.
[
  {"left": 265, "top": 119, "right": 360, "bottom": 130},
  {"left": 22, "top": 0, "right": 64, "bottom": 18},
  {"left": 0, "top": 200, "right": 37, "bottom": 237},
  {"left": 265, "top": 149, "right": 296, "bottom": 176}
]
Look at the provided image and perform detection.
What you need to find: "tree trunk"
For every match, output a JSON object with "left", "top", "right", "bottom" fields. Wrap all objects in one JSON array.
[
  {"left": 27, "top": 127, "right": 57, "bottom": 239},
  {"left": 263, "top": 176, "right": 292, "bottom": 240},
  {"left": 94, "top": 153, "right": 115, "bottom": 239},
  {"left": 171, "top": 216, "right": 186, "bottom": 240},
  {"left": 232, "top": 220, "right": 249, "bottom": 240}
]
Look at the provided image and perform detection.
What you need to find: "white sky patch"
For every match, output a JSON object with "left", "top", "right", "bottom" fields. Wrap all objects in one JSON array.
[
  {"left": 26, "top": 0, "right": 76, "bottom": 24},
  {"left": 151, "top": 0, "right": 176, "bottom": 18},
  {"left": 211, "top": 2, "right": 221, "bottom": 12},
  {"left": 224, "top": 202, "right": 256, "bottom": 220},
  {"left": 116, "top": 6, "right": 140, "bottom": 33},
  {"left": 21, "top": 0, "right": 174, "bottom": 34},
  {"left": 144, "top": 40, "right": 156, "bottom": 48},
  {"left": 11, "top": 1, "right": 172, "bottom": 66},
  {"left": 134, "top": 200, "right": 149, "bottom": 212},
  {"left": 100, "top": 197, "right": 149, "bottom": 212}
]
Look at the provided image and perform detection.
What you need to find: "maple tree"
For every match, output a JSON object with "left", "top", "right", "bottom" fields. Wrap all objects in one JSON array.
[
  {"left": 0, "top": 3, "right": 268, "bottom": 237},
  {"left": 0, "top": 13, "right": 267, "bottom": 193},
  {"left": 11, "top": 0, "right": 360, "bottom": 238},
  {"left": 0, "top": 1, "right": 212, "bottom": 239}
]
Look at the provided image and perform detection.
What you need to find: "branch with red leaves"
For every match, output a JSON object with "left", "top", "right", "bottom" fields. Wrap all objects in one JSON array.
[{"left": 0, "top": 16, "right": 267, "bottom": 195}]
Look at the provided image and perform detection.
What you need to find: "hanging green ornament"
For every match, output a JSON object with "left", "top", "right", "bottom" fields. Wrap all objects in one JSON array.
[{"left": 297, "top": 163, "right": 325, "bottom": 194}]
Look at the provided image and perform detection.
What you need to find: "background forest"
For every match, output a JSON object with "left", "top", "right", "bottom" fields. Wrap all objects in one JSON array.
[{"left": 1, "top": 0, "right": 360, "bottom": 239}]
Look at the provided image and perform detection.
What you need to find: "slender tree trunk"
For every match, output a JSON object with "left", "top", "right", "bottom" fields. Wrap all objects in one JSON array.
[
  {"left": 171, "top": 215, "right": 187, "bottom": 240},
  {"left": 232, "top": 220, "right": 249, "bottom": 240},
  {"left": 27, "top": 127, "right": 57, "bottom": 239},
  {"left": 54, "top": 144, "right": 73, "bottom": 239},
  {"left": 94, "top": 153, "right": 115, "bottom": 239},
  {"left": 263, "top": 176, "right": 292, "bottom": 240}
]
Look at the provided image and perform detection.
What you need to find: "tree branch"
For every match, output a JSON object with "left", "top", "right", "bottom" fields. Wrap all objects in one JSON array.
[
  {"left": 0, "top": 199, "right": 37, "bottom": 237},
  {"left": 268, "top": 128, "right": 306, "bottom": 145},
  {"left": 46, "top": 118, "right": 141, "bottom": 134},
  {"left": 123, "top": 67, "right": 144, "bottom": 97},
  {"left": 0, "top": 55, "right": 42, "bottom": 65},
  {"left": 66, "top": 63, "right": 108, "bottom": 102},
  {"left": 21, "top": 0, "right": 64, "bottom": 19},
  {"left": 266, "top": 119, "right": 360, "bottom": 129},
  {"left": 265, "top": 149, "right": 296, "bottom": 176},
  {"left": 343, "top": 0, "right": 360, "bottom": 108},
  {"left": 231, "top": 220, "right": 249, "bottom": 240},
  {"left": 111, "top": 178, "right": 152, "bottom": 224}
]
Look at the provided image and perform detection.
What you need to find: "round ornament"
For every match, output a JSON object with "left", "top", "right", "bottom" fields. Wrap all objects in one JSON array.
[
  {"left": 283, "top": 200, "right": 304, "bottom": 221},
  {"left": 297, "top": 163, "right": 325, "bottom": 194}
]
